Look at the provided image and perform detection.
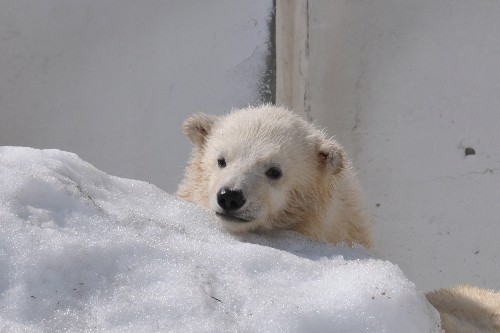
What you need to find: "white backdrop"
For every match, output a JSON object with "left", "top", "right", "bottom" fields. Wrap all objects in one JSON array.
[{"left": 0, "top": 0, "right": 274, "bottom": 192}]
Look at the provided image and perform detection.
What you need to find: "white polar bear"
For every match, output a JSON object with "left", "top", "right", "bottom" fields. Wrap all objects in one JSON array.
[{"left": 177, "top": 105, "right": 372, "bottom": 249}]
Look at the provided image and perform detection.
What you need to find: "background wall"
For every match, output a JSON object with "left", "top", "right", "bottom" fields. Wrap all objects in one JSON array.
[
  {"left": 0, "top": 0, "right": 274, "bottom": 192},
  {"left": 306, "top": 0, "right": 500, "bottom": 291}
]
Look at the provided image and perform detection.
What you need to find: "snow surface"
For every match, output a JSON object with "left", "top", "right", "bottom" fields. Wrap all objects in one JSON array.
[{"left": 0, "top": 147, "right": 441, "bottom": 332}]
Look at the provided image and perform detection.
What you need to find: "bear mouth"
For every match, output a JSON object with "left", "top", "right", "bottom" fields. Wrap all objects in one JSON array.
[{"left": 215, "top": 212, "right": 252, "bottom": 223}]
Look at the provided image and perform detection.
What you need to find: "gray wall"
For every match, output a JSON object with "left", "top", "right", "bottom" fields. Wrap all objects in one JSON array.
[{"left": 307, "top": 0, "right": 500, "bottom": 291}]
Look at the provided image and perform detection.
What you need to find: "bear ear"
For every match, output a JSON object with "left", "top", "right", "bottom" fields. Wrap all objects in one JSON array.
[
  {"left": 182, "top": 113, "right": 219, "bottom": 147},
  {"left": 317, "top": 138, "right": 345, "bottom": 175}
]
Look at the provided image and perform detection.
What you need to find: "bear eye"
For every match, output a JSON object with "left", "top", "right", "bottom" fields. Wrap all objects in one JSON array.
[
  {"left": 217, "top": 158, "right": 226, "bottom": 168},
  {"left": 265, "top": 166, "right": 282, "bottom": 180}
]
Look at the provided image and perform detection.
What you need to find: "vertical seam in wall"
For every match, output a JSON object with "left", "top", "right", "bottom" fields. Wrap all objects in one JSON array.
[
  {"left": 303, "top": 0, "right": 312, "bottom": 121},
  {"left": 259, "top": 0, "right": 276, "bottom": 104},
  {"left": 275, "top": 0, "right": 310, "bottom": 120}
]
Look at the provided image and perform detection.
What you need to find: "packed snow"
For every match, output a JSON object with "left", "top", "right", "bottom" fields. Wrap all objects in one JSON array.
[{"left": 0, "top": 147, "right": 442, "bottom": 332}]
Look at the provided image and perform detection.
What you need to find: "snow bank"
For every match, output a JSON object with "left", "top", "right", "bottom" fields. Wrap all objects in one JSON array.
[{"left": 0, "top": 147, "right": 441, "bottom": 332}]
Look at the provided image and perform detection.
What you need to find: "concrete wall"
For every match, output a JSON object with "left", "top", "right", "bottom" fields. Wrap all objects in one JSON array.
[
  {"left": 304, "top": 0, "right": 500, "bottom": 291},
  {"left": 0, "top": 0, "right": 274, "bottom": 192}
]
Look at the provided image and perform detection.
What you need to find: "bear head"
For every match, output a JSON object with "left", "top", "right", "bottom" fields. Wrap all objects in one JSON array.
[{"left": 177, "top": 105, "right": 349, "bottom": 234}]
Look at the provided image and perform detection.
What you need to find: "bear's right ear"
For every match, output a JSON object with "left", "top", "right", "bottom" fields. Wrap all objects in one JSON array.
[
  {"left": 317, "top": 138, "right": 345, "bottom": 175},
  {"left": 182, "top": 113, "right": 219, "bottom": 147}
]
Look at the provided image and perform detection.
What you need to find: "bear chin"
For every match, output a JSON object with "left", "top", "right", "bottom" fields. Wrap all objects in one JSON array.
[
  {"left": 215, "top": 211, "right": 252, "bottom": 224},
  {"left": 214, "top": 212, "right": 266, "bottom": 233}
]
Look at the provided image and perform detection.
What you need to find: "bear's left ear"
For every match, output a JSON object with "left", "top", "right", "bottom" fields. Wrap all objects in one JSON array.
[
  {"left": 317, "top": 138, "right": 345, "bottom": 175},
  {"left": 182, "top": 113, "right": 219, "bottom": 147}
]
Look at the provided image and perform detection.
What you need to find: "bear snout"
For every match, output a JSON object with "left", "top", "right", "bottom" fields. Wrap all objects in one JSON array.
[{"left": 217, "top": 187, "right": 246, "bottom": 211}]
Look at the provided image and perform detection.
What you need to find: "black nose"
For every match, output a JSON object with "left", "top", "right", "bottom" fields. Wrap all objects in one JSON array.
[{"left": 217, "top": 187, "right": 246, "bottom": 211}]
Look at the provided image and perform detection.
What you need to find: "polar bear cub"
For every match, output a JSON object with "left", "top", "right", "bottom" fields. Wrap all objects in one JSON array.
[{"left": 177, "top": 105, "right": 372, "bottom": 249}]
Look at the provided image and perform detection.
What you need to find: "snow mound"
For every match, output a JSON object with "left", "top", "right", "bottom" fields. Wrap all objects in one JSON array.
[{"left": 0, "top": 147, "right": 442, "bottom": 332}]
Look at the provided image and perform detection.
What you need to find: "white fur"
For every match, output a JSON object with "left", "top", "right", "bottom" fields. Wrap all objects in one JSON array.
[
  {"left": 177, "top": 105, "right": 372, "bottom": 249},
  {"left": 426, "top": 285, "right": 500, "bottom": 333}
]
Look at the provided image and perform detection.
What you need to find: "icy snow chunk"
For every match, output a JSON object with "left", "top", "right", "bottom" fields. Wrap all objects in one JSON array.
[{"left": 0, "top": 147, "right": 442, "bottom": 332}]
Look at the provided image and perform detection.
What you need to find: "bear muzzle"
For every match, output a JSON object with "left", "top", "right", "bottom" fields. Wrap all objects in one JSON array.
[{"left": 215, "top": 187, "right": 252, "bottom": 223}]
